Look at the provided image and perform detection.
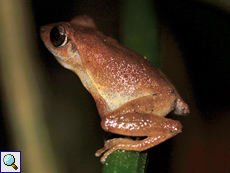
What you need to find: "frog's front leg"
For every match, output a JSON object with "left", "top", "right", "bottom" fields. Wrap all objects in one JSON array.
[{"left": 96, "top": 113, "right": 182, "bottom": 162}]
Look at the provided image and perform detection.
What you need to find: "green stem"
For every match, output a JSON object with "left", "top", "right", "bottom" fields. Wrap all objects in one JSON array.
[{"left": 102, "top": 150, "right": 147, "bottom": 173}]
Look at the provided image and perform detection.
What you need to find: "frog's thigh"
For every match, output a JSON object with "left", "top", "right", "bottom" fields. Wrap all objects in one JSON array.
[{"left": 101, "top": 113, "right": 182, "bottom": 136}]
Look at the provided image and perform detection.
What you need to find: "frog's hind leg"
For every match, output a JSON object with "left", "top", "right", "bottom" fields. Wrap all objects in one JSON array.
[
  {"left": 96, "top": 133, "right": 176, "bottom": 163},
  {"left": 97, "top": 113, "right": 182, "bottom": 163}
]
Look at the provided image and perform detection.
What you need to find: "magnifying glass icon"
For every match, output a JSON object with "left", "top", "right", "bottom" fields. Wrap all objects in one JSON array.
[{"left": 3, "top": 154, "right": 18, "bottom": 170}]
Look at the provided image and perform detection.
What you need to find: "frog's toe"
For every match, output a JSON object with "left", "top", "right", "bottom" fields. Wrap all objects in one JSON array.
[
  {"left": 95, "top": 139, "right": 115, "bottom": 157},
  {"left": 99, "top": 145, "right": 120, "bottom": 163},
  {"left": 95, "top": 147, "right": 106, "bottom": 157}
]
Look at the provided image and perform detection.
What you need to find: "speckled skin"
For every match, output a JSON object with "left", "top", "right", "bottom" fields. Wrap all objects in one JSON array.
[{"left": 40, "top": 15, "right": 189, "bottom": 163}]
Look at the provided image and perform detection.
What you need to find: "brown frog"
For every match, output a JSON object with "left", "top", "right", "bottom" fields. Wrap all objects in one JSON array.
[{"left": 40, "top": 15, "right": 189, "bottom": 163}]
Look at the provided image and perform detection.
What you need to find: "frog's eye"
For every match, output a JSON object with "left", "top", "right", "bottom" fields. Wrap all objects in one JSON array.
[{"left": 50, "top": 24, "right": 68, "bottom": 47}]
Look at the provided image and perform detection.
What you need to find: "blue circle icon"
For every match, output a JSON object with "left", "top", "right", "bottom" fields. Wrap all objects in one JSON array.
[{"left": 3, "top": 154, "right": 15, "bottom": 166}]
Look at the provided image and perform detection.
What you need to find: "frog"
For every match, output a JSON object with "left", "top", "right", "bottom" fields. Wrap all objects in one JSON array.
[{"left": 40, "top": 15, "right": 189, "bottom": 163}]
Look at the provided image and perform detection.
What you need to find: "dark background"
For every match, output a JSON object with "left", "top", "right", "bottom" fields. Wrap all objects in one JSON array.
[{"left": 1, "top": 0, "right": 230, "bottom": 172}]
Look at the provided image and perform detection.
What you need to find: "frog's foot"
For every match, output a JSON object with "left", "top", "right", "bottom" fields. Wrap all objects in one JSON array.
[
  {"left": 95, "top": 138, "right": 133, "bottom": 157},
  {"left": 95, "top": 133, "right": 175, "bottom": 163}
]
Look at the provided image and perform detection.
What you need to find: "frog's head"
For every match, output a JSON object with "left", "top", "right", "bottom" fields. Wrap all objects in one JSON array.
[{"left": 40, "top": 15, "right": 98, "bottom": 72}]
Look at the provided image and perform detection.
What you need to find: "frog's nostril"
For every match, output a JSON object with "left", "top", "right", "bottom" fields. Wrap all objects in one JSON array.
[{"left": 40, "top": 27, "right": 46, "bottom": 33}]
